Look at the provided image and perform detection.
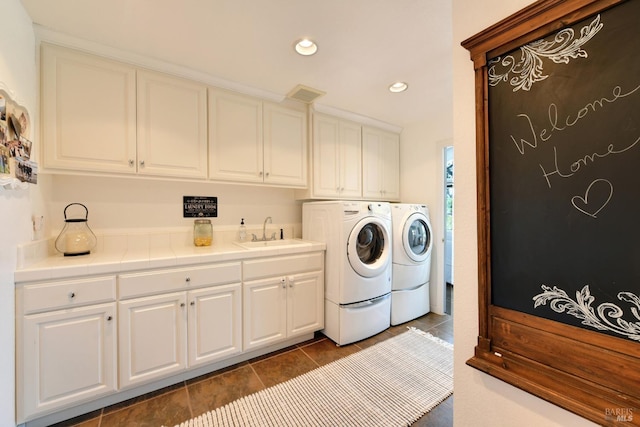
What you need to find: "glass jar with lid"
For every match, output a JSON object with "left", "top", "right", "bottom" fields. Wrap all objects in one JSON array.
[{"left": 193, "top": 219, "right": 212, "bottom": 246}]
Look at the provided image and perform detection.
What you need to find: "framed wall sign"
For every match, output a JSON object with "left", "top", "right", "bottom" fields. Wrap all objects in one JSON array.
[
  {"left": 462, "top": 0, "right": 640, "bottom": 425},
  {"left": 183, "top": 196, "right": 218, "bottom": 218}
]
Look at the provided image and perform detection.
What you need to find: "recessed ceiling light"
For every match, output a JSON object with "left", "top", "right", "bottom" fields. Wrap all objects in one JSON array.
[
  {"left": 389, "top": 82, "right": 408, "bottom": 93},
  {"left": 294, "top": 38, "right": 318, "bottom": 56}
]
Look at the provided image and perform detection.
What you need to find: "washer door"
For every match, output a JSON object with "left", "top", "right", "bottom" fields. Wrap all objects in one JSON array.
[
  {"left": 403, "top": 213, "right": 432, "bottom": 263},
  {"left": 347, "top": 217, "right": 391, "bottom": 277}
]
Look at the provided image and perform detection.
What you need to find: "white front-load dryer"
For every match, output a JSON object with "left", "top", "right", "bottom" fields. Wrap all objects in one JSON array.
[
  {"left": 390, "top": 203, "right": 433, "bottom": 325},
  {"left": 303, "top": 201, "right": 392, "bottom": 345}
]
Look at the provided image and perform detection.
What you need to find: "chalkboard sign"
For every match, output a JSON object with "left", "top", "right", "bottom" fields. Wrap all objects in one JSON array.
[
  {"left": 488, "top": 0, "right": 640, "bottom": 341},
  {"left": 463, "top": 0, "right": 640, "bottom": 424}
]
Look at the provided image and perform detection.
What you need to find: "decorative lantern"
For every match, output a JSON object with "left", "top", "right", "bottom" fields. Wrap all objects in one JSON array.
[{"left": 54, "top": 203, "right": 97, "bottom": 256}]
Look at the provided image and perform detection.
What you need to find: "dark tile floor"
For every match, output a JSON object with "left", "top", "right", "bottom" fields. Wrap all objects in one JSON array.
[{"left": 54, "top": 302, "right": 453, "bottom": 427}]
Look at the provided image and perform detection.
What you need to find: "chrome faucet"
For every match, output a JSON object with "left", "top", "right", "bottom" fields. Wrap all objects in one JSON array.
[{"left": 252, "top": 216, "right": 276, "bottom": 241}]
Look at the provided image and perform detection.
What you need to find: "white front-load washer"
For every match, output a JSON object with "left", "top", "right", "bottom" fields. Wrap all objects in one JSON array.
[
  {"left": 390, "top": 203, "right": 433, "bottom": 325},
  {"left": 303, "top": 201, "right": 392, "bottom": 345}
]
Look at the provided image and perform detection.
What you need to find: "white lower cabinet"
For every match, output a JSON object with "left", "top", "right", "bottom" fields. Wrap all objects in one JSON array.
[
  {"left": 118, "top": 263, "right": 242, "bottom": 388},
  {"left": 17, "top": 276, "right": 117, "bottom": 422},
  {"left": 243, "top": 253, "right": 324, "bottom": 351},
  {"left": 243, "top": 277, "right": 287, "bottom": 349},
  {"left": 287, "top": 271, "right": 325, "bottom": 336},
  {"left": 17, "top": 252, "right": 323, "bottom": 424},
  {"left": 118, "top": 292, "right": 187, "bottom": 388},
  {"left": 188, "top": 283, "right": 242, "bottom": 368}
]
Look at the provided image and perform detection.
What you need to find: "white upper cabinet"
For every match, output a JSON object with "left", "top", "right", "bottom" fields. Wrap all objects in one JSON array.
[
  {"left": 41, "top": 44, "right": 208, "bottom": 179},
  {"left": 40, "top": 44, "right": 393, "bottom": 192},
  {"left": 136, "top": 70, "right": 208, "bottom": 178},
  {"left": 209, "top": 88, "right": 308, "bottom": 187},
  {"left": 41, "top": 43, "right": 137, "bottom": 174},
  {"left": 311, "top": 113, "right": 362, "bottom": 199},
  {"left": 263, "top": 102, "right": 307, "bottom": 187},
  {"left": 209, "top": 89, "right": 264, "bottom": 183},
  {"left": 362, "top": 126, "right": 400, "bottom": 201}
]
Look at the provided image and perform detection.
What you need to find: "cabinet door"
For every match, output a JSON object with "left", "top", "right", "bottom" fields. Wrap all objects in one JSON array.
[
  {"left": 137, "top": 70, "right": 208, "bottom": 178},
  {"left": 287, "top": 271, "right": 324, "bottom": 337},
  {"left": 362, "top": 127, "right": 383, "bottom": 199},
  {"left": 380, "top": 131, "right": 400, "bottom": 200},
  {"left": 263, "top": 103, "right": 308, "bottom": 187},
  {"left": 187, "top": 283, "right": 242, "bottom": 367},
  {"left": 312, "top": 114, "right": 341, "bottom": 197},
  {"left": 339, "top": 120, "right": 363, "bottom": 198},
  {"left": 209, "top": 89, "right": 263, "bottom": 182},
  {"left": 119, "top": 292, "right": 187, "bottom": 388},
  {"left": 22, "top": 303, "right": 116, "bottom": 419},
  {"left": 243, "top": 277, "right": 287, "bottom": 351},
  {"left": 41, "top": 44, "right": 137, "bottom": 174},
  {"left": 362, "top": 127, "right": 400, "bottom": 201}
]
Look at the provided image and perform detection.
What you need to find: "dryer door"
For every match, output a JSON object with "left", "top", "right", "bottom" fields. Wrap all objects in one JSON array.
[
  {"left": 347, "top": 217, "right": 391, "bottom": 277},
  {"left": 403, "top": 212, "right": 432, "bottom": 263}
]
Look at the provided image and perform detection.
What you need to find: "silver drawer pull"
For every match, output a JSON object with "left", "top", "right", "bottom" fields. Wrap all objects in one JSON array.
[
  {"left": 106, "top": 315, "right": 113, "bottom": 321},
  {"left": 69, "top": 292, "right": 76, "bottom": 299},
  {"left": 185, "top": 277, "right": 191, "bottom": 283}
]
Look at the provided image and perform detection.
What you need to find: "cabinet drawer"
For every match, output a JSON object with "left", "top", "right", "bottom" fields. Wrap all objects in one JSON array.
[
  {"left": 23, "top": 276, "right": 116, "bottom": 314},
  {"left": 119, "top": 262, "right": 241, "bottom": 299},
  {"left": 243, "top": 252, "right": 324, "bottom": 281}
]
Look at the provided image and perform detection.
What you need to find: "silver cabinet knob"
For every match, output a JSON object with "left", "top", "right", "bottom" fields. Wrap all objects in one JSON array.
[
  {"left": 139, "top": 160, "right": 145, "bottom": 168},
  {"left": 128, "top": 159, "right": 135, "bottom": 167}
]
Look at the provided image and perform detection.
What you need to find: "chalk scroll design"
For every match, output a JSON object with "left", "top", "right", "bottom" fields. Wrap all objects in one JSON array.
[
  {"left": 533, "top": 285, "right": 640, "bottom": 341},
  {"left": 488, "top": 14, "right": 603, "bottom": 92}
]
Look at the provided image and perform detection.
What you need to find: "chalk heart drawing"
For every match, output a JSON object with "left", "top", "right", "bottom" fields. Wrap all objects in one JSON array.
[{"left": 571, "top": 178, "right": 613, "bottom": 218}]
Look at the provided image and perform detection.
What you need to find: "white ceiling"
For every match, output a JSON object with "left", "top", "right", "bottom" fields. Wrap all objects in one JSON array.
[{"left": 20, "top": 0, "right": 453, "bottom": 129}]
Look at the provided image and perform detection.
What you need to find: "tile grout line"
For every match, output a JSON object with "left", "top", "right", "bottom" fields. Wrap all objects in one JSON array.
[
  {"left": 186, "top": 362, "right": 247, "bottom": 387},
  {"left": 248, "top": 363, "right": 267, "bottom": 390},
  {"left": 183, "top": 381, "right": 195, "bottom": 421},
  {"left": 297, "top": 345, "right": 323, "bottom": 368}
]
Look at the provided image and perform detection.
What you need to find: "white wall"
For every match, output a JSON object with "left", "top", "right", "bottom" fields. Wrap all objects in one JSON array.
[
  {"left": 452, "top": 1, "right": 598, "bottom": 426},
  {"left": 47, "top": 174, "right": 303, "bottom": 234},
  {"left": 400, "top": 121, "right": 452, "bottom": 315},
  {"left": 0, "top": 1, "right": 39, "bottom": 425},
  {"left": 399, "top": 0, "right": 453, "bottom": 315}
]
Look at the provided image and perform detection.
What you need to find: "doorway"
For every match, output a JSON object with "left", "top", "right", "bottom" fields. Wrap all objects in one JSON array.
[{"left": 444, "top": 146, "right": 454, "bottom": 314}]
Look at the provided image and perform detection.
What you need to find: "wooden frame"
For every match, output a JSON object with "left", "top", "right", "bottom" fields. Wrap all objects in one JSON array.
[{"left": 462, "top": 0, "right": 640, "bottom": 425}]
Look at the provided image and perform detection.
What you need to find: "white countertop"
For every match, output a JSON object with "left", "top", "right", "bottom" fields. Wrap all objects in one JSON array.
[{"left": 15, "top": 233, "right": 325, "bottom": 284}]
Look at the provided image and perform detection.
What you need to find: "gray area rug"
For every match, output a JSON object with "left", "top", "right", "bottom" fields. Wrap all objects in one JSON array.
[{"left": 174, "top": 327, "right": 453, "bottom": 427}]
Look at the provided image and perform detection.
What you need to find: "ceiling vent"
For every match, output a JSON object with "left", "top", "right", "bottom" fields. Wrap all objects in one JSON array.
[{"left": 286, "top": 84, "right": 326, "bottom": 104}]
